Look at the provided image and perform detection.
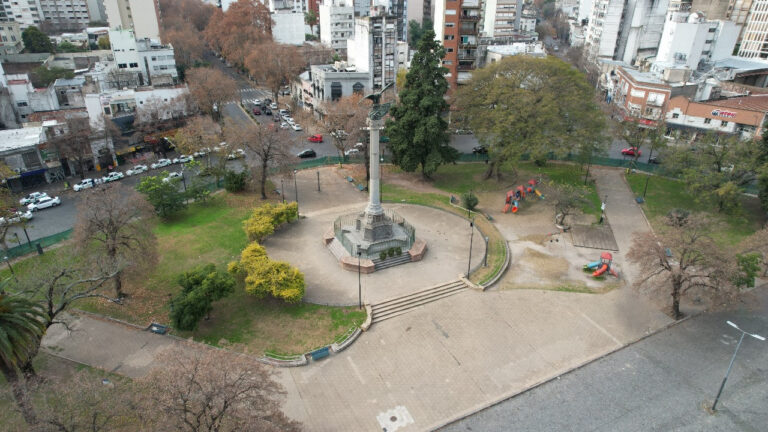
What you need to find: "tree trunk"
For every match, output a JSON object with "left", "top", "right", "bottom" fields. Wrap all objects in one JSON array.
[
  {"left": 114, "top": 271, "right": 124, "bottom": 299},
  {"left": 260, "top": 162, "right": 268, "bottom": 199},
  {"left": 483, "top": 160, "right": 497, "bottom": 180},
  {"left": 78, "top": 159, "right": 86, "bottom": 179},
  {"left": 0, "top": 365, "right": 38, "bottom": 426},
  {"left": 671, "top": 283, "right": 682, "bottom": 320}
]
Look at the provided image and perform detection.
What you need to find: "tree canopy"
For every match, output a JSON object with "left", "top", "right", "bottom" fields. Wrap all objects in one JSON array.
[
  {"left": 385, "top": 29, "right": 458, "bottom": 178},
  {"left": 22, "top": 27, "right": 54, "bottom": 53},
  {"left": 455, "top": 56, "right": 606, "bottom": 178}
]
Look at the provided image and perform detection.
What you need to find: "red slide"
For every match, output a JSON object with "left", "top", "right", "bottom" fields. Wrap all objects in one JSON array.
[{"left": 592, "top": 264, "right": 609, "bottom": 277}]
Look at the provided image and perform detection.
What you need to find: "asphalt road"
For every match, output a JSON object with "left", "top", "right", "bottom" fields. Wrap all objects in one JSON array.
[{"left": 442, "top": 286, "right": 768, "bottom": 432}]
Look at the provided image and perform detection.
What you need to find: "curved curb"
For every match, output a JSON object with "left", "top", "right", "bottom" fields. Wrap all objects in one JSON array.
[
  {"left": 331, "top": 328, "right": 362, "bottom": 353},
  {"left": 479, "top": 239, "right": 511, "bottom": 289}
]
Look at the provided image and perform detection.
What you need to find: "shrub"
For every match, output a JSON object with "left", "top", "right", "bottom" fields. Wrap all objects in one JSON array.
[
  {"left": 388, "top": 247, "right": 396, "bottom": 257},
  {"left": 395, "top": 247, "right": 402, "bottom": 256},
  {"left": 243, "top": 202, "right": 298, "bottom": 243},
  {"left": 170, "top": 264, "right": 235, "bottom": 331},
  {"left": 185, "top": 179, "right": 210, "bottom": 203},
  {"left": 462, "top": 191, "right": 479, "bottom": 213},
  {"left": 223, "top": 170, "right": 247, "bottom": 192},
  {"left": 230, "top": 242, "right": 305, "bottom": 303},
  {"left": 136, "top": 175, "right": 187, "bottom": 219},
  {"left": 379, "top": 251, "right": 387, "bottom": 261}
]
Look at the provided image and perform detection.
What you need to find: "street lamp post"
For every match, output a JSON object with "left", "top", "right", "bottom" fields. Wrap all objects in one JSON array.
[
  {"left": 467, "top": 220, "right": 475, "bottom": 276},
  {"left": 642, "top": 173, "right": 651, "bottom": 198},
  {"left": 22, "top": 227, "right": 31, "bottom": 247},
  {"left": 293, "top": 169, "right": 299, "bottom": 215},
  {"left": 4, "top": 256, "right": 14, "bottom": 277},
  {"left": 280, "top": 178, "right": 285, "bottom": 203},
  {"left": 711, "top": 320, "right": 765, "bottom": 411},
  {"left": 357, "top": 249, "right": 362, "bottom": 309}
]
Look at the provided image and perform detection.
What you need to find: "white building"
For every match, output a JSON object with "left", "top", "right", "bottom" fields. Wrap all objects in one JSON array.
[
  {"left": 738, "top": 0, "right": 768, "bottom": 58},
  {"left": 585, "top": 0, "right": 669, "bottom": 64},
  {"left": 484, "top": 42, "right": 546, "bottom": 64},
  {"left": 103, "top": 0, "right": 160, "bottom": 39},
  {"left": 272, "top": 11, "right": 306, "bottom": 45},
  {"left": 578, "top": 0, "right": 593, "bottom": 22},
  {"left": 308, "top": 62, "right": 370, "bottom": 105},
  {"left": 110, "top": 29, "right": 178, "bottom": 87},
  {"left": 0, "top": 22, "right": 24, "bottom": 55},
  {"left": 655, "top": 12, "right": 739, "bottom": 70},
  {"left": 40, "top": 0, "right": 90, "bottom": 31},
  {"left": 0, "top": 126, "right": 48, "bottom": 190},
  {"left": 347, "top": 11, "right": 397, "bottom": 90},
  {"left": 407, "top": 0, "right": 424, "bottom": 24},
  {"left": 6, "top": 74, "right": 59, "bottom": 123},
  {"left": 0, "top": 0, "right": 43, "bottom": 29},
  {"left": 559, "top": 0, "right": 580, "bottom": 18},
  {"left": 483, "top": 0, "right": 523, "bottom": 37},
  {"left": 320, "top": 0, "right": 355, "bottom": 56}
]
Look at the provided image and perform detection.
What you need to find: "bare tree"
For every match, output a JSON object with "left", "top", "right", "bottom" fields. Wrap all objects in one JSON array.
[
  {"left": 204, "top": 0, "right": 272, "bottom": 68},
  {"left": 139, "top": 344, "right": 301, "bottom": 432},
  {"left": 105, "top": 69, "right": 140, "bottom": 90},
  {"left": 627, "top": 213, "right": 739, "bottom": 319},
  {"left": 245, "top": 42, "right": 304, "bottom": 102},
  {"left": 319, "top": 94, "right": 369, "bottom": 165},
  {"left": 174, "top": 116, "right": 221, "bottom": 169},
  {"left": 544, "top": 181, "right": 588, "bottom": 226},
  {"left": 73, "top": 183, "right": 157, "bottom": 299},
  {"left": 186, "top": 67, "right": 238, "bottom": 122},
  {"left": 47, "top": 116, "right": 94, "bottom": 179},
  {"left": 228, "top": 120, "right": 290, "bottom": 199}
]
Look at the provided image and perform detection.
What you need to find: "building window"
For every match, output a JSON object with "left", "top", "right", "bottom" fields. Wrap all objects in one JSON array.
[
  {"left": 672, "top": 113, "right": 679, "bottom": 119},
  {"left": 444, "top": 35, "right": 454, "bottom": 40},
  {"left": 129, "top": 62, "right": 138, "bottom": 67},
  {"left": 443, "top": 60, "right": 453, "bottom": 65},
  {"left": 118, "top": 63, "right": 127, "bottom": 68},
  {"left": 704, "top": 118, "right": 711, "bottom": 124},
  {"left": 352, "top": 82, "right": 364, "bottom": 94},
  {"left": 721, "top": 120, "right": 728, "bottom": 126},
  {"left": 708, "top": 27, "right": 716, "bottom": 32},
  {"left": 446, "top": 22, "right": 454, "bottom": 27},
  {"left": 446, "top": 47, "right": 454, "bottom": 52},
  {"left": 330, "top": 82, "right": 342, "bottom": 101},
  {"left": 446, "top": 9, "right": 456, "bottom": 15},
  {"left": 16, "top": 101, "right": 27, "bottom": 106}
]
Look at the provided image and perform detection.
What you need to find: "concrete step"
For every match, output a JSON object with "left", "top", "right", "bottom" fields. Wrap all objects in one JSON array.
[
  {"left": 370, "top": 280, "right": 467, "bottom": 324},
  {"left": 327, "top": 238, "right": 349, "bottom": 261},
  {"left": 373, "top": 253, "right": 412, "bottom": 270}
]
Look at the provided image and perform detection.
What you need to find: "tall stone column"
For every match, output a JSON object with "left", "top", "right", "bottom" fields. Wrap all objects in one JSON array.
[{"left": 365, "top": 117, "right": 384, "bottom": 216}]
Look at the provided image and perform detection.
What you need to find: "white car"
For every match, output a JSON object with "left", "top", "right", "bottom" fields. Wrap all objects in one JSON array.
[
  {"left": 150, "top": 159, "right": 172, "bottom": 169},
  {"left": 19, "top": 192, "right": 48, "bottom": 206},
  {"left": 270, "top": 103, "right": 278, "bottom": 110},
  {"left": 125, "top": 165, "right": 148, "bottom": 176},
  {"left": 278, "top": 109, "right": 289, "bottom": 116},
  {"left": 253, "top": 99, "right": 262, "bottom": 105},
  {"left": 193, "top": 148, "right": 210, "bottom": 157},
  {"left": 345, "top": 148, "right": 360, "bottom": 157},
  {"left": 280, "top": 122, "right": 290, "bottom": 129},
  {"left": 28, "top": 196, "right": 61, "bottom": 211},
  {"left": 162, "top": 171, "right": 183, "bottom": 183},
  {"left": 172, "top": 155, "right": 194, "bottom": 164},
  {"left": 0, "top": 210, "right": 33, "bottom": 226},
  {"left": 284, "top": 116, "right": 295, "bottom": 124},
  {"left": 102, "top": 171, "right": 124, "bottom": 183},
  {"left": 227, "top": 149, "right": 246, "bottom": 160},
  {"left": 291, "top": 123, "right": 302, "bottom": 131},
  {"left": 73, "top": 178, "right": 95, "bottom": 192}
]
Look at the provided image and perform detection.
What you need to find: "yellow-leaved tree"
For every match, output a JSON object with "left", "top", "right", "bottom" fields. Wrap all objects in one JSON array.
[{"left": 229, "top": 243, "right": 304, "bottom": 303}]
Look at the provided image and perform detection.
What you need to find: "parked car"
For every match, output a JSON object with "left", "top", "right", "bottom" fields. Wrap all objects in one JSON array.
[
  {"left": 472, "top": 145, "right": 488, "bottom": 154},
  {"left": 280, "top": 122, "right": 290, "bottom": 129},
  {"left": 263, "top": 108, "right": 272, "bottom": 115},
  {"left": 344, "top": 148, "right": 360, "bottom": 157},
  {"left": 648, "top": 155, "right": 662, "bottom": 164},
  {"left": 354, "top": 142, "right": 365, "bottom": 150},
  {"left": 172, "top": 155, "right": 194, "bottom": 164},
  {"left": 73, "top": 178, "right": 95, "bottom": 192},
  {"left": 621, "top": 147, "right": 641, "bottom": 156},
  {"left": 291, "top": 123, "right": 303, "bottom": 131},
  {"left": 252, "top": 106, "right": 261, "bottom": 115},
  {"left": 162, "top": 172, "right": 183, "bottom": 183},
  {"left": 284, "top": 116, "right": 295, "bottom": 124},
  {"left": 227, "top": 149, "right": 246, "bottom": 160},
  {"left": 308, "top": 134, "right": 323, "bottom": 143},
  {"left": 297, "top": 149, "right": 316, "bottom": 158},
  {"left": 28, "top": 196, "right": 61, "bottom": 211},
  {"left": 270, "top": 102, "right": 278, "bottom": 110},
  {"left": 278, "top": 109, "right": 289, "bottom": 116},
  {"left": 102, "top": 171, "right": 125, "bottom": 183},
  {"left": 151, "top": 159, "right": 172, "bottom": 169},
  {"left": 253, "top": 99, "right": 261, "bottom": 105},
  {"left": 126, "top": 165, "right": 148, "bottom": 176},
  {"left": 0, "top": 210, "right": 33, "bottom": 226},
  {"left": 19, "top": 192, "right": 48, "bottom": 206},
  {"left": 193, "top": 148, "right": 210, "bottom": 157}
]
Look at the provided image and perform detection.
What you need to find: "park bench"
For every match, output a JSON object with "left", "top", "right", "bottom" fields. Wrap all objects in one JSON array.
[
  {"left": 310, "top": 346, "right": 330, "bottom": 361},
  {"left": 148, "top": 323, "right": 168, "bottom": 335}
]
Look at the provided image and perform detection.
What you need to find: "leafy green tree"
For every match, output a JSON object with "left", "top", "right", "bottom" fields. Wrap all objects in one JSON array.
[
  {"left": 305, "top": 10, "right": 318, "bottom": 35},
  {"left": 665, "top": 132, "right": 759, "bottom": 213},
  {"left": 29, "top": 66, "right": 74, "bottom": 88},
  {"left": 462, "top": 191, "right": 478, "bottom": 213},
  {"left": 136, "top": 175, "right": 187, "bottom": 219},
  {"left": 97, "top": 35, "right": 110, "bottom": 50},
  {"left": 21, "top": 26, "right": 54, "bottom": 53},
  {"left": 56, "top": 41, "right": 85, "bottom": 53},
  {"left": 0, "top": 294, "right": 46, "bottom": 426},
  {"left": 456, "top": 56, "right": 605, "bottom": 179},
  {"left": 223, "top": 170, "right": 247, "bottom": 192},
  {"left": 386, "top": 29, "right": 458, "bottom": 179},
  {"left": 171, "top": 264, "right": 235, "bottom": 330}
]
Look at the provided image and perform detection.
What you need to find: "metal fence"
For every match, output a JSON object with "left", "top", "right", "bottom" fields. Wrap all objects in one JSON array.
[
  {"left": 4, "top": 228, "right": 73, "bottom": 259},
  {"left": 332, "top": 209, "right": 416, "bottom": 259}
]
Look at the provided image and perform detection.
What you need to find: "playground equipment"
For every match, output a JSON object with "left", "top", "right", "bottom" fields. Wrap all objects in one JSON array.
[
  {"left": 503, "top": 179, "right": 544, "bottom": 213},
  {"left": 583, "top": 252, "right": 619, "bottom": 278}
]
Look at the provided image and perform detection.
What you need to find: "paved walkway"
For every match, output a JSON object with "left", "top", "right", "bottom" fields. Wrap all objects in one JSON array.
[{"left": 38, "top": 166, "right": 676, "bottom": 432}]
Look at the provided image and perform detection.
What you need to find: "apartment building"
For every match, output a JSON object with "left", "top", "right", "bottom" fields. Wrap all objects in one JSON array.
[
  {"left": 320, "top": 0, "right": 355, "bottom": 56},
  {"left": 103, "top": 0, "right": 160, "bottom": 39},
  {"left": 655, "top": 11, "right": 739, "bottom": 70},
  {"left": 585, "top": 0, "right": 669, "bottom": 64},
  {"left": 110, "top": 29, "right": 178, "bottom": 87},
  {"left": 347, "top": 8, "right": 397, "bottom": 90},
  {"left": 0, "top": 21, "right": 23, "bottom": 54},
  {"left": 434, "top": 0, "right": 481, "bottom": 87},
  {"left": 666, "top": 93, "right": 768, "bottom": 138},
  {"left": 483, "top": 0, "right": 524, "bottom": 37},
  {"left": 40, "top": 0, "right": 90, "bottom": 31},
  {"left": 612, "top": 66, "right": 673, "bottom": 125},
  {"left": 738, "top": 0, "right": 768, "bottom": 58},
  {"left": 0, "top": 0, "right": 43, "bottom": 28}
]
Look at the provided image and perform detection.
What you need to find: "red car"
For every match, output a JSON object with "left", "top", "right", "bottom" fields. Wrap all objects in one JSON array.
[
  {"left": 308, "top": 134, "right": 323, "bottom": 143},
  {"left": 621, "top": 147, "right": 641, "bottom": 156},
  {"left": 252, "top": 107, "right": 261, "bottom": 115}
]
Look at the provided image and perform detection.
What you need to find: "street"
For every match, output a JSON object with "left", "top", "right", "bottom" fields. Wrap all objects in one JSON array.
[{"left": 442, "top": 286, "right": 768, "bottom": 432}]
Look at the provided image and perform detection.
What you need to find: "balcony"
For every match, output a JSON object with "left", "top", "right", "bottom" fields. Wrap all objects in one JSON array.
[
  {"left": 457, "top": 63, "right": 474, "bottom": 71},
  {"left": 461, "top": 0, "right": 480, "bottom": 6},
  {"left": 461, "top": 13, "right": 480, "bottom": 21}
]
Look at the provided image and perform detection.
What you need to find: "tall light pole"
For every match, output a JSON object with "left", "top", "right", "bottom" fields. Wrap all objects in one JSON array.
[
  {"left": 293, "top": 169, "right": 299, "bottom": 215},
  {"left": 711, "top": 320, "right": 765, "bottom": 411},
  {"left": 357, "top": 248, "right": 362, "bottom": 309},
  {"left": 280, "top": 178, "right": 285, "bottom": 203}
]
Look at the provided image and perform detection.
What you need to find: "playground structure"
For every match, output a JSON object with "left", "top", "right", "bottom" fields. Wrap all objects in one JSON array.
[
  {"left": 503, "top": 179, "right": 544, "bottom": 214},
  {"left": 583, "top": 252, "right": 619, "bottom": 278}
]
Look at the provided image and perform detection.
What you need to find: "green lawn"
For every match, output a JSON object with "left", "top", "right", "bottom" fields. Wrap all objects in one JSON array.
[
  {"left": 7, "top": 193, "right": 366, "bottom": 356},
  {"left": 626, "top": 174, "right": 765, "bottom": 244}
]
